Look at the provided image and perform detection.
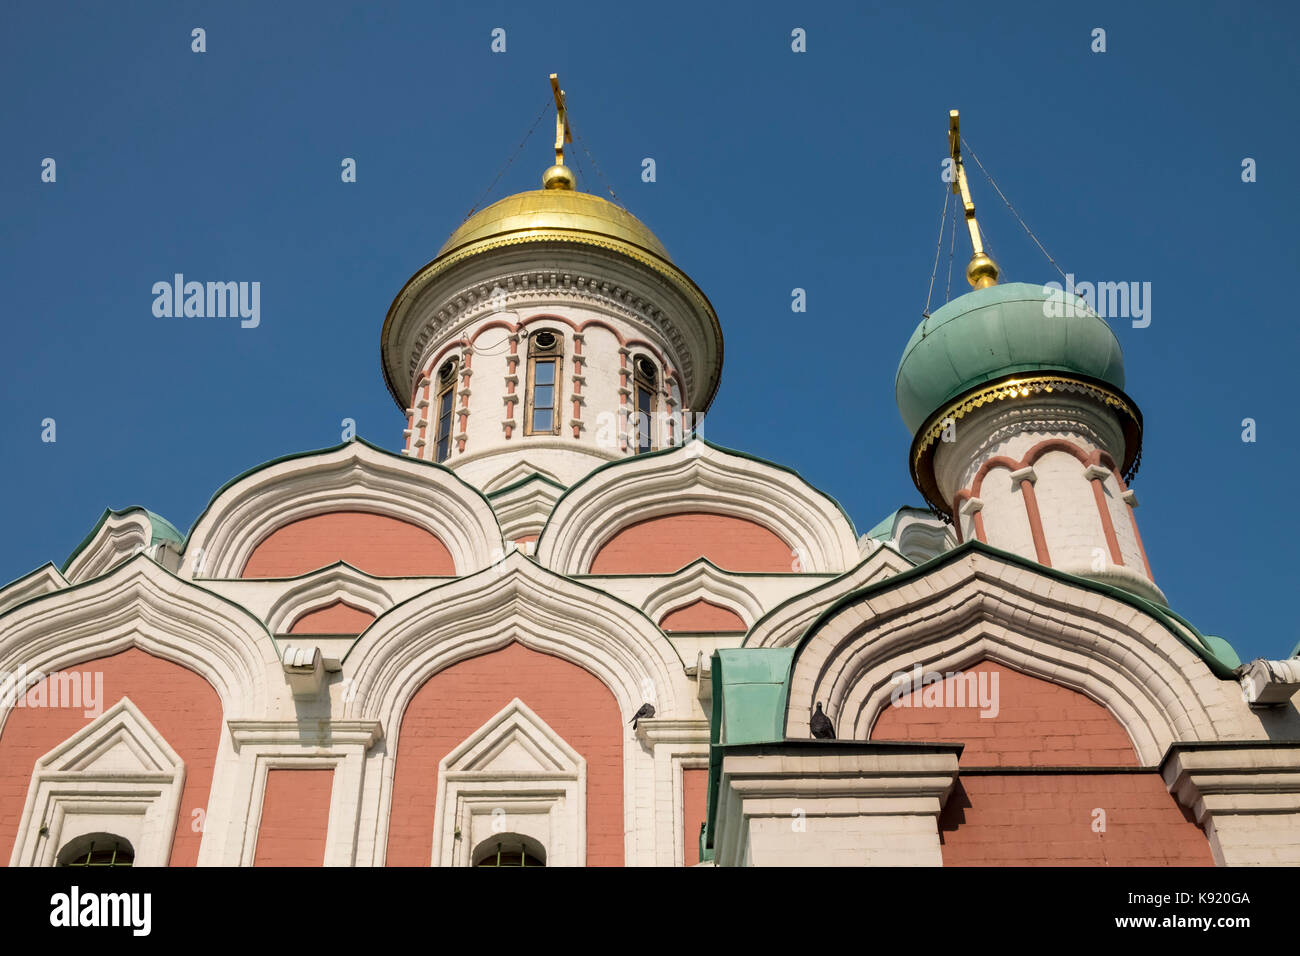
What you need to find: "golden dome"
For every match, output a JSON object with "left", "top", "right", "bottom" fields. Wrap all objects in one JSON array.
[{"left": 437, "top": 188, "right": 673, "bottom": 263}]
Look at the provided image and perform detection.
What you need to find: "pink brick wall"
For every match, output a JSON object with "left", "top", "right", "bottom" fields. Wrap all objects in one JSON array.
[
  {"left": 683, "top": 767, "right": 708, "bottom": 866},
  {"left": 387, "top": 642, "right": 624, "bottom": 866},
  {"left": 939, "top": 774, "right": 1213, "bottom": 865},
  {"left": 241, "top": 511, "right": 455, "bottom": 578},
  {"left": 253, "top": 769, "right": 334, "bottom": 866},
  {"left": 589, "top": 512, "right": 792, "bottom": 574},
  {"left": 288, "top": 599, "right": 377, "bottom": 634},
  {"left": 660, "top": 599, "right": 747, "bottom": 633},
  {"left": 871, "top": 660, "right": 1210, "bottom": 864},
  {"left": 0, "top": 647, "right": 222, "bottom": 866},
  {"left": 872, "top": 661, "right": 1137, "bottom": 766}
]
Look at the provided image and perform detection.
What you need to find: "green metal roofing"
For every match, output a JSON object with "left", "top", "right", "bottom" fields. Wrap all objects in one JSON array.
[
  {"left": 895, "top": 282, "right": 1127, "bottom": 435},
  {"left": 712, "top": 647, "right": 795, "bottom": 746},
  {"left": 702, "top": 647, "right": 795, "bottom": 861},
  {"left": 865, "top": 505, "right": 932, "bottom": 542}
]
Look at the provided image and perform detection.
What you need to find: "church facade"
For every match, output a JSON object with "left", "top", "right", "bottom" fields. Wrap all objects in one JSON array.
[{"left": 2, "top": 88, "right": 1298, "bottom": 868}]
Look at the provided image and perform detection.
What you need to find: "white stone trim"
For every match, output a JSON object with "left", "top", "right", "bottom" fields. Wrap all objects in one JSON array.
[
  {"left": 431, "top": 698, "right": 586, "bottom": 867},
  {"left": 635, "top": 718, "right": 710, "bottom": 866},
  {"left": 537, "top": 442, "right": 860, "bottom": 575},
  {"left": 10, "top": 697, "right": 185, "bottom": 867},
  {"left": 0, "top": 557, "right": 273, "bottom": 737},
  {"left": 342, "top": 551, "right": 689, "bottom": 866},
  {"left": 785, "top": 550, "right": 1225, "bottom": 764},
  {"left": 713, "top": 748, "right": 961, "bottom": 867},
  {"left": 745, "top": 546, "right": 915, "bottom": 648},
  {"left": 63, "top": 511, "right": 155, "bottom": 584},
  {"left": 181, "top": 442, "right": 503, "bottom": 579},
  {"left": 217, "top": 720, "right": 382, "bottom": 866},
  {"left": 0, "top": 563, "right": 68, "bottom": 617},
  {"left": 640, "top": 561, "right": 765, "bottom": 631},
  {"left": 264, "top": 564, "right": 394, "bottom": 633},
  {"left": 1008, "top": 466, "right": 1037, "bottom": 485}
]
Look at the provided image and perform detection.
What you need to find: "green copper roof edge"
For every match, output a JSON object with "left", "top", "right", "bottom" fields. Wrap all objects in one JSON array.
[
  {"left": 1, "top": 552, "right": 278, "bottom": 655},
  {"left": 917, "top": 364, "right": 1138, "bottom": 428},
  {"left": 783, "top": 542, "right": 1241, "bottom": 726},
  {"left": 740, "top": 542, "right": 914, "bottom": 648},
  {"left": 864, "top": 505, "right": 935, "bottom": 541},
  {"left": 896, "top": 283, "right": 1124, "bottom": 378},
  {"left": 61, "top": 506, "right": 181, "bottom": 575},
  {"left": 576, "top": 554, "right": 838, "bottom": 581},
  {"left": 702, "top": 647, "right": 794, "bottom": 853},
  {"left": 0, "top": 562, "right": 69, "bottom": 599},
  {"left": 337, "top": 551, "right": 670, "bottom": 666},
  {"left": 195, "top": 559, "right": 460, "bottom": 585},
  {"left": 484, "top": 472, "right": 569, "bottom": 498},
  {"left": 535, "top": 438, "right": 858, "bottom": 548},
  {"left": 176, "top": 437, "right": 501, "bottom": 555}
]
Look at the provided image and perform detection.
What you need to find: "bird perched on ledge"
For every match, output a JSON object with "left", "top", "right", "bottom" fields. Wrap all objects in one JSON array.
[
  {"left": 629, "top": 703, "right": 656, "bottom": 730},
  {"left": 811, "top": 701, "right": 835, "bottom": 739}
]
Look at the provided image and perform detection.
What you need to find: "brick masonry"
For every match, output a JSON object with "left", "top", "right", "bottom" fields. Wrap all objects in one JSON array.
[
  {"left": 387, "top": 642, "right": 624, "bottom": 866},
  {"left": 241, "top": 511, "right": 455, "bottom": 577},
  {"left": 589, "top": 512, "right": 792, "bottom": 574},
  {"left": 253, "top": 769, "right": 335, "bottom": 866},
  {"left": 0, "top": 647, "right": 222, "bottom": 866},
  {"left": 873, "top": 661, "right": 1212, "bottom": 864}
]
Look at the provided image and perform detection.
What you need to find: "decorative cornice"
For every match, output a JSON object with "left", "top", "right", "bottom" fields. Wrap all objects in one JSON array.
[{"left": 909, "top": 374, "right": 1144, "bottom": 515}]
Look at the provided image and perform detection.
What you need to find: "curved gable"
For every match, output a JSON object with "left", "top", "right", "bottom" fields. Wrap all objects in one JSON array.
[
  {"left": 538, "top": 441, "right": 859, "bottom": 576},
  {"left": 181, "top": 440, "right": 502, "bottom": 579}
]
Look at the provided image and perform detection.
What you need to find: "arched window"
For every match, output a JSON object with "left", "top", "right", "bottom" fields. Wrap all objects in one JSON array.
[
  {"left": 633, "top": 354, "right": 657, "bottom": 453},
  {"left": 473, "top": 834, "right": 547, "bottom": 867},
  {"left": 433, "top": 356, "right": 459, "bottom": 463},
  {"left": 57, "top": 833, "right": 135, "bottom": 868},
  {"left": 524, "top": 329, "right": 563, "bottom": 436}
]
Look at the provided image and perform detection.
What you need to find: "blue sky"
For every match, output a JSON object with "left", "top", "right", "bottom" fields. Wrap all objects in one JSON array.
[{"left": 1, "top": 1, "right": 1296, "bottom": 661}]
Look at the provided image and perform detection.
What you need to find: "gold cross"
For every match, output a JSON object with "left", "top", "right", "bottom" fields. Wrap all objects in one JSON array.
[
  {"left": 949, "top": 110, "right": 999, "bottom": 288},
  {"left": 550, "top": 74, "right": 572, "bottom": 166}
]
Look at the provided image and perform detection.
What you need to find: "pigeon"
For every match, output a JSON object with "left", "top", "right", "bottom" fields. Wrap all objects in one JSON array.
[
  {"left": 810, "top": 701, "right": 835, "bottom": 739},
  {"left": 629, "top": 703, "right": 656, "bottom": 730}
]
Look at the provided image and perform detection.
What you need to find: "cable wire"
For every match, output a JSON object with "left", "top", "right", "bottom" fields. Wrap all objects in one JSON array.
[
  {"left": 961, "top": 136, "right": 1068, "bottom": 283},
  {"left": 923, "top": 185, "right": 951, "bottom": 317},
  {"left": 463, "top": 97, "right": 553, "bottom": 222}
]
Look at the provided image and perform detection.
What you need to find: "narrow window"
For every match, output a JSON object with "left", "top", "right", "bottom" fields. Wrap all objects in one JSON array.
[
  {"left": 434, "top": 357, "right": 458, "bottom": 463},
  {"left": 525, "top": 329, "right": 563, "bottom": 436},
  {"left": 633, "top": 355, "right": 657, "bottom": 453}
]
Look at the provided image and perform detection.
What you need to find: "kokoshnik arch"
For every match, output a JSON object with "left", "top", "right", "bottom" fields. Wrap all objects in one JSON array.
[{"left": 2, "top": 84, "right": 1298, "bottom": 868}]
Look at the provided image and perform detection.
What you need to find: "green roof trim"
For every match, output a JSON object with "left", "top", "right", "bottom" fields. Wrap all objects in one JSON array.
[
  {"left": 740, "top": 542, "right": 914, "bottom": 648},
  {"left": 701, "top": 647, "right": 794, "bottom": 856},
  {"left": 485, "top": 472, "right": 568, "bottom": 498},
  {"left": 2, "top": 552, "right": 280, "bottom": 657},
  {"left": 576, "top": 555, "right": 837, "bottom": 582},
  {"left": 536, "top": 437, "right": 858, "bottom": 547},
  {"left": 61, "top": 507, "right": 183, "bottom": 574},
  {"left": 788, "top": 539, "right": 1243, "bottom": 688},
  {"left": 714, "top": 647, "right": 795, "bottom": 746},
  {"left": 864, "top": 505, "right": 933, "bottom": 542}
]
